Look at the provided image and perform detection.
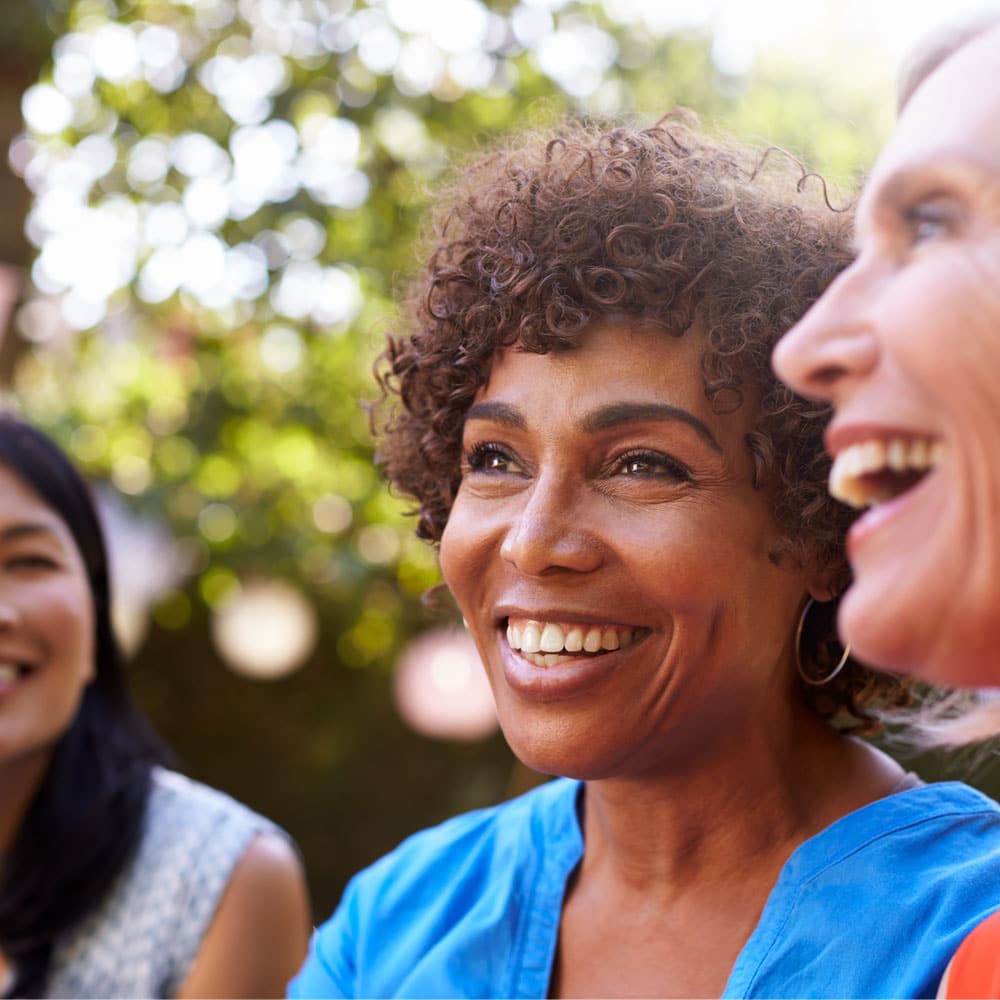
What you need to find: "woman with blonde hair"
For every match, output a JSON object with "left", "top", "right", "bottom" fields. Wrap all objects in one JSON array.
[{"left": 774, "top": 16, "right": 1000, "bottom": 997}]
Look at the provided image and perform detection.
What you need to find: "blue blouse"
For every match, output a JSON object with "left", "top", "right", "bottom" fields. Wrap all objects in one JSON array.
[{"left": 290, "top": 778, "right": 1000, "bottom": 998}]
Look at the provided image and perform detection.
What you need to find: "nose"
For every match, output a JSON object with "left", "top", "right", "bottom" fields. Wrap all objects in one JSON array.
[
  {"left": 499, "top": 472, "right": 603, "bottom": 577},
  {"left": 772, "top": 262, "right": 880, "bottom": 403}
]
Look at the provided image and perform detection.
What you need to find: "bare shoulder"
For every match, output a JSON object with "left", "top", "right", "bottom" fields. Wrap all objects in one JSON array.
[
  {"left": 177, "top": 831, "right": 312, "bottom": 999},
  {"left": 231, "top": 830, "right": 309, "bottom": 893}
]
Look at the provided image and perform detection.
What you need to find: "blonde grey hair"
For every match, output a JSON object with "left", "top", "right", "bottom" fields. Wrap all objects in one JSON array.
[{"left": 895, "top": 691, "right": 1000, "bottom": 753}]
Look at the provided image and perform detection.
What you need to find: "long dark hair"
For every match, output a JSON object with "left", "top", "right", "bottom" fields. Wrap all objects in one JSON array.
[{"left": 0, "top": 412, "right": 170, "bottom": 998}]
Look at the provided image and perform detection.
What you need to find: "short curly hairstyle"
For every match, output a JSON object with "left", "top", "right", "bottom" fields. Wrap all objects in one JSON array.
[{"left": 376, "top": 112, "right": 911, "bottom": 732}]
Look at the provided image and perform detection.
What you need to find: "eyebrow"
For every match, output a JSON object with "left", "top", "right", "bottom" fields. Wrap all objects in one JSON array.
[
  {"left": 878, "top": 152, "right": 999, "bottom": 196},
  {"left": 464, "top": 400, "right": 722, "bottom": 453},
  {"left": 583, "top": 402, "right": 722, "bottom": 452},
  {"left": 0, "top": 522, "right": 59, "bottom": 542},
  {"left": 464, "top": 401, "right": 527, "bottom": 430}
]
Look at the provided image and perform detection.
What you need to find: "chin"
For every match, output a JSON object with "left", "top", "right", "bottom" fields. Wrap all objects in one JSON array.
[
  {"left": 500, "top": 724, "right": 618, "bottom": 783},
  {"left": 504, "top": 740, "right": 593, "bottom": 782},
  {"left": 839, "top": 578, "right": 927, "bottom": 677},
  {"left": 840, "top": 577, "right": 999, "bottom": 690}
]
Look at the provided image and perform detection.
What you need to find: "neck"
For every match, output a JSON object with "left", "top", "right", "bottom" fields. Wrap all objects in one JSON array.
[
  {"left": 0, "top": 751, "right": 53, "bottom": 858},
  {"left": 578, "top": 705, "right": 904, "bottom": 897}
]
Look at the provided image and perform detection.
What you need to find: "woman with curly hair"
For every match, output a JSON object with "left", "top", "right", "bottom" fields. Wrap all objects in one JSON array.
[{"left": 291, "top": 113, "right": 1000, "bottom": 999}]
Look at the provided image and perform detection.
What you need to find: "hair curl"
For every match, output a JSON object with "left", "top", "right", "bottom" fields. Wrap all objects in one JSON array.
[{"left": 375, "top": 112, "right": 912, "bottom": 732}]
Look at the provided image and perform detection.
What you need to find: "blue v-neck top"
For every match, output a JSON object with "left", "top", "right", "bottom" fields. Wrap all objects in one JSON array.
[{"left": 290, "top": 778, "right": 1000, "bottom": 999}]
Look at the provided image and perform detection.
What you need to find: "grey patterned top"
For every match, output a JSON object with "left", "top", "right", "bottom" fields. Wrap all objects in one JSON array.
[{"left": 43, "top": 768, "right": 279, "bottom": 999}]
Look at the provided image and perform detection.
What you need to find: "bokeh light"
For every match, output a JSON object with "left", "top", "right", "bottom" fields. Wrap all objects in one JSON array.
[
  {"left": 393, "top": 628, "right": 499, "bottom": 742},
  {"left": 212, "top": 578, "right": 319, "bottom": 679},
  {"left": 99, "top": 491, "right": 189, "bottom": 656}
]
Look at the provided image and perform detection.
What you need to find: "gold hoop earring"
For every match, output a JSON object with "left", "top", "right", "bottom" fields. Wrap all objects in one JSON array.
[{"left": 795, "top": 598, "right": 851, "bottom": 686}]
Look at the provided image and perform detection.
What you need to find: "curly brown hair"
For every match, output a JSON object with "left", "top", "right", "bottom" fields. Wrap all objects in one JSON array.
[{"left": 375, "top": 112, "right": 911, "bottom": 732}]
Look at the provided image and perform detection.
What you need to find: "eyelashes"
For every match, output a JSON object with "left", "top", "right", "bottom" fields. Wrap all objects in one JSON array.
[
  {"left": 5, "top": 554, "right": 60, "bottom": 571},
  {"left": 465, "top": 441, "right": 522, "bottom": 475},
  {"left": 612, "top": 449, "right": 691, "bottom": 482},
  {"left": 463, "top": 441, "right": 692, "bottom": 483}
]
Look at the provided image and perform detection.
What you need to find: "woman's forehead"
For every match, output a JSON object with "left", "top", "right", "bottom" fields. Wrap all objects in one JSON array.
[
  {"left": 473, "top": 321, "right": 757, "bottom": 439},
  {"left": 481, "top": 322, "right": 706, "bottom": 391}
]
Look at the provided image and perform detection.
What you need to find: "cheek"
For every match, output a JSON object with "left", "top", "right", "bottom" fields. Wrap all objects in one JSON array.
[
  {"left": 45, "top": 579, "right": 97, "bottom": 682},
  {"left": 438, "top": 506, "right": 480, "bottom": 611},
  {"left": 896, "top": 258, "right": 1000, "bottom": 413}
]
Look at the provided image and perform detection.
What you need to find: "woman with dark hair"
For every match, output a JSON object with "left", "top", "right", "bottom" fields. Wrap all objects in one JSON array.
[
  {"left": 0, "top": 412, "right": 311, "bottom": 998},
  {"left": 290, "top": 114, "right": 1000, "bottom": 998},
  {"left": 773, "top": 17, "right": 1000, "bottom": 999}
]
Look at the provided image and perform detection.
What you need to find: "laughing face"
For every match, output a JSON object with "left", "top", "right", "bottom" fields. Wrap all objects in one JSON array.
[
  {"left": 440, "top": 321, "right": 821, "bottom": 780},
  {"left": 0, "top": 462, "right": 95, "bottom": 771},
  {"left": 772, "top": 27, "right": 1000, "bottom": 687}
]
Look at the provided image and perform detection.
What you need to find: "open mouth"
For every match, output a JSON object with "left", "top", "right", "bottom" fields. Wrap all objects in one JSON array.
[
  {"left": 0, "top": 663, "right": 33, "bottom": 684},
  {"left": 504, "top": 617, "right": 648, "bottom": 668},
  {"left": 829, "top": 436, "right": 943, "bottom": 510}
]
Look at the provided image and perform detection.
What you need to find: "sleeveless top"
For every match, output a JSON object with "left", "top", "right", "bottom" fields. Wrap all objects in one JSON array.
[
  {"left": 42, "top": 768, "right": 279, "bottom": 999},
  {"left": 941, "top": 908, "right": 1000, "bottom": 998}
]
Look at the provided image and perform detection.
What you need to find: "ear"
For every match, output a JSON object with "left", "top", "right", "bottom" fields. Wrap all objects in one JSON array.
[{"left": 804, "top": 569, "right": 839, "bottom": 604}]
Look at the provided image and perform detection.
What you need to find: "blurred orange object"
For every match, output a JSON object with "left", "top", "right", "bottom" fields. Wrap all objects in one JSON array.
[{"left": 942, "top": 909, "right": 1000, "bottom": 998}]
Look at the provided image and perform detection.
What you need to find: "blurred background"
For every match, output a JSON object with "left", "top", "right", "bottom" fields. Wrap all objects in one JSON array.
[{"left": 1, "top": 0, "right": 998, "bottom": 918}]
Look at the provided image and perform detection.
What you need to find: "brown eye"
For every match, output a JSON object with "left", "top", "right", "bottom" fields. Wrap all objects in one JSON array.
[
  {"left": 465, "top": 442, "right": 524, "bottom": 475},
  {"left": 616, "top": 450, "right": 690, "bottom": 482}
]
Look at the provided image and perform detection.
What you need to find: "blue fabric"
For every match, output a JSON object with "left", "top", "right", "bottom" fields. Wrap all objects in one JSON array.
[{"left": 289, "top": 779, "right": 1000, "bottom": 999}]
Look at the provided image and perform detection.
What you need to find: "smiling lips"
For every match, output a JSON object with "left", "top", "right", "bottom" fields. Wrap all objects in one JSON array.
[
  {"left": 505, "top": 618, "right": 646, "bottom": 668},
  {"left": 829, "top": 436, "right": 944, "bottom": 510},
  {"left": 0, "top": 662, "right": 31, "bottom": 684}
]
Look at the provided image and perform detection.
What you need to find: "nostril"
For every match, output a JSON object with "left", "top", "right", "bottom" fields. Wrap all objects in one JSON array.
[{"left": 811, "top": 364, "right": 850, "bottom": 387}]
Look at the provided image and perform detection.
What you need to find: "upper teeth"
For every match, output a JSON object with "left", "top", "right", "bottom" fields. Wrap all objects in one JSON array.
[
  {"left": 506, "top": 619, "right": 639, "bottom": 656},
  {"left": 0, "top": 664, "right": 18, "bottom": 682},
  {"left": 830, "top": 437, "right": 943, "bottom": 509}
]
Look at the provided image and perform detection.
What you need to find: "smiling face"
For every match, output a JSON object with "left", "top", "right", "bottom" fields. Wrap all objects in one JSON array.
[
  {"left": 772, "top": 27, "right": 1000, "bottom": 687},
  {"left": 0, "top": 462, "right": 95, "bottom": 772},
  {"left": 440, "top": 321, "right": 820, "bottom": 780}
]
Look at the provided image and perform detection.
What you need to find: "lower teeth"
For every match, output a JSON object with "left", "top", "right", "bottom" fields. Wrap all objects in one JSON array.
[
  {"left": 519, "top": 649, "right": 603, "bottom": 668},
  {"left": 524, "top": 651, "right": 565, "bottom": 667}
]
